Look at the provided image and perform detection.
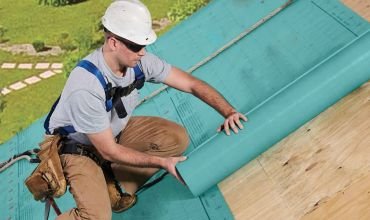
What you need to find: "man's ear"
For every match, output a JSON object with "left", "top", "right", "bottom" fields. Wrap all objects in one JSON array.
[{"left": 107, "top": 37, "right": 118, "bottom": 51}]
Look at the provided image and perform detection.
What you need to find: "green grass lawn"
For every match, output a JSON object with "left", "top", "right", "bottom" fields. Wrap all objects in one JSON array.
[
  {"left": 0, "top": 50, "right": 62, "bottom": 63},
  {"left": 0, "top": 74, "right": 66, "bottom": 143},
  {"left": 0, "top": 69, "right": 41, "bottom": 88},
  {"left": 0, "top": 51, "right": 64, "bottom": 88},
  {"left": 0, "top": 0, "right": 110, "bottom": 45},
  {"left": 142, "top": 0, "right": 175, "bottom": 20}
]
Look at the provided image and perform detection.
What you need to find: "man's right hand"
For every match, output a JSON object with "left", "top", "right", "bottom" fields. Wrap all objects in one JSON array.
[{"left": 162, "top": 156, "right": 187, "bottom": 185}]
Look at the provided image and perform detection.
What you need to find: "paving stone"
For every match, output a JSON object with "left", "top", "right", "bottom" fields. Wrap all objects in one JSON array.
[
  {"left": 9, "top": 82, "right": 27, "bottom": 90},
  {"left": 51, "top": 63, "right": 63, "bottom": 69},
  {"left": 1, "top": 63, "right": 16, "bottom": 69},
  {"left": 1, "top": 87, "right": 11, "bottom": 95},
  {"left": 54, "top": 69, "right": 63, "bottom": 74},
  {"left": 24, "top": 76, "right": 41, "bottom": 85},
  {"left": 39, "top": 70, "right": 56, "bottom": 79},
  {"left": 18, "top": 63, "right": 33, "bottom": 69},
  {"left": 35, "top": 63, "right": 50, "bottom": 69}
]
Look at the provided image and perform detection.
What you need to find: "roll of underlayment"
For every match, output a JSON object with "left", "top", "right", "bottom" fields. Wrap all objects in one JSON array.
[{"left": 177, "top": 31, "right": 370, "bottom": 196}]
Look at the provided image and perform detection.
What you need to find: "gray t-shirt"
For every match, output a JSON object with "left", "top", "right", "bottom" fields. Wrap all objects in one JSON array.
[{"left": 49, "top": 47, "right": 171, "bottom": 145}]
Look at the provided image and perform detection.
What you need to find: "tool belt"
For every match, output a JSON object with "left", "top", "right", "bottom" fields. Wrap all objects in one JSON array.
[
  {"left": 25, "top": 135, "right": 123, "bottom": 208},
  {"left": 24, "top": 135, "right": 104, "bottom": 201},
  {"left": 25, "top": 135, "right": 67, "bottom": 201}
]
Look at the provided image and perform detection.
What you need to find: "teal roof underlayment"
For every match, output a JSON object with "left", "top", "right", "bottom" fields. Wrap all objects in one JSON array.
[{"left": 1, "top": 0, "right": 370, "bottom": 219}]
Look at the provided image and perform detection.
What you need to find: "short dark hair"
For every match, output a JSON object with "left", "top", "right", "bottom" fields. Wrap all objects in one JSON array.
[{"left": 103, "top": 27, "right": 110, "bottom": 33}]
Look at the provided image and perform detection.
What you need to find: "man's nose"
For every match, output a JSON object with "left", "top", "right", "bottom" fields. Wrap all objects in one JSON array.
[{"left": 138, "top": 48, "right": 146, "bottom": 56}]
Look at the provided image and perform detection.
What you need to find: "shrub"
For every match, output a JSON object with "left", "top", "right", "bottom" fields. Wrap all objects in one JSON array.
[
  {"left": 32, "top": 40, "right": 46, "bottom": 52},
  {"left": 57, "top": 32, "right": 77, "bottom": 51},
  {"left": 91, "top": 18, "right": 104, "bottom": 49},
  {"left": 0, "top": 98, "right": 5, "bottom": 109},
  {"left": 63, "top": 51, "right": 85, "bottom": 77},
  {"left": 63, "top": 32, "right": 95, "bottom": 77},
  {"left": 0, "top": 25, "right": 9, "bottom": 43},
  {"left": 167, "top": 0, "right": 209, "bottom": 22},
  {"left": 62, "top": 18, "right": 105, "bottom": 76},
  {"left": 0, "top": 96, "right": 6, "bottom": 121}
]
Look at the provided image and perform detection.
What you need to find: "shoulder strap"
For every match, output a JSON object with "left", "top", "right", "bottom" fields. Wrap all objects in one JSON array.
[
  {"left": 77, "top": 60, "right": 107, "bottom": 90},
  {"left": 43, "top": 96, "right": 77, "bottom": 135},
  {"left": 44, "top": 97, "right": 59, "bottom": 135},
  {"left": 76, "top": 60, "right": 113, "bottom": 111},
  {"left": 133, "top": 64, "right": 145, "bottom": 89}
]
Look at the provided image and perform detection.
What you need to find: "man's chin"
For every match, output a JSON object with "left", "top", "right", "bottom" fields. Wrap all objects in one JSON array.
[{"left": 129, "top": 61, "right": 139, "bottom": 67}]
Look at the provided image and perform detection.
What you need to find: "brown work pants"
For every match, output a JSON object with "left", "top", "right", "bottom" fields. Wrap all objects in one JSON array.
[{"left": 57, "top": 116, "right": 189, "bottom": 220}]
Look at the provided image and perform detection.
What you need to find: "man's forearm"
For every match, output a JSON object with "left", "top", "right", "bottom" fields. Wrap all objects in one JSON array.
[
  {"left": 191, "top": 80, "right": 235, "bottom": 117},
  {"left": 105, "top": 143, "right": 165, "bottom": 168},
  {"left": 165, "top": 67, "right": 246, "bottom": 135}
]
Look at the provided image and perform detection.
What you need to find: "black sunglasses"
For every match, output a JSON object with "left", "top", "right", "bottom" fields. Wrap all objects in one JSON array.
[{"left": 113, "top": 37, "right": 145, "bottom": 53}]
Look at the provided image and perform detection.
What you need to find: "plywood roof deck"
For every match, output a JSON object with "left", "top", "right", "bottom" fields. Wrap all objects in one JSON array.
[
  {"left": 342, "top": 0, "right": 370, "bottom": 22},
  {"left": 219, "top": 1, "right": 370, "bottom": 218},
  {"left": 220, "top": 80, "right": 370, "bottom": 219}
]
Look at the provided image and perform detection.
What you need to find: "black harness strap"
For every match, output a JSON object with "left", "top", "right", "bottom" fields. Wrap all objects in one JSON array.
[{"left": 59, "top": 142, "right": 103, "bottom": 166}]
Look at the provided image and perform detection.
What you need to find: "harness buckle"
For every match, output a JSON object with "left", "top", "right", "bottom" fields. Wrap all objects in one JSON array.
[
  {"left": 79, "top": 148, "right": 84, "bottom": 156},
  {"left": 76, "top": 144, "right": 85, "bottom": 156}
]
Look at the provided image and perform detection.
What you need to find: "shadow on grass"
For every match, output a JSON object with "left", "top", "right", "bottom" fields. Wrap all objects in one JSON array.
[{"left": 38, "top": 0, "right": 88, "bottom": 7}]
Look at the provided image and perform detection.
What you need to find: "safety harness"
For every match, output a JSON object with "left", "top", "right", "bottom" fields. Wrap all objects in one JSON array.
[
  {"left": 44, "top": 59, "right": 145, "bottom": 136},
  {"left": 40, "top": 60, "right": 146, "bottom": 217}
]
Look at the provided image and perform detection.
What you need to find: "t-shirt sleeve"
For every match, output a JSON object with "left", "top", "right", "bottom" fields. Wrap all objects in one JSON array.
[
  {"left": 140, "top": 52, "right": 172, "bottom": 83},
  {"left": 64, "top": 90, "right": 110, "bottom": 134}
]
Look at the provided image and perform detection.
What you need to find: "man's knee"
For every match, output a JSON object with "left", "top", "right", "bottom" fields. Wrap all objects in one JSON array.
[
  {"left": 78, "top": 207, "right": 112, "bottom": 220},
  {"left": 58, "top": 207, "right": 112, "bottom": 220}
]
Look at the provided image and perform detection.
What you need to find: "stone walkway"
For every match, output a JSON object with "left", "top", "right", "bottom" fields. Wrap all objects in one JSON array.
[{"left": 0, "top": 62, "right": 63, "bottom": 96}]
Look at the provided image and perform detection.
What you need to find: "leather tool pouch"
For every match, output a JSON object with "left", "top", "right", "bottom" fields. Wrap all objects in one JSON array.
[{"left": 25, "top": 135, "right": 66, "bottom": 201}]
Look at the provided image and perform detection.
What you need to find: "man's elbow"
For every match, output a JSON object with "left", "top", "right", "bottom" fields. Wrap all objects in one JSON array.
[
  {"left": 100, "top": 151, "right": 114, "bottom": 161},
  {"left": 96, "top": 144, "right": 117, "bottom": 162}
]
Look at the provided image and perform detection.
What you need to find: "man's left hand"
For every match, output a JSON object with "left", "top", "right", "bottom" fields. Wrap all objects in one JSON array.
[{"left": 217, "top": 111, "right": 247, "bottom": 135}]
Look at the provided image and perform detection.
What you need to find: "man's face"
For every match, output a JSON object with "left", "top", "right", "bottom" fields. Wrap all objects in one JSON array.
[{"left": 113, "top": 36, "right": 146, "bottom": 68}]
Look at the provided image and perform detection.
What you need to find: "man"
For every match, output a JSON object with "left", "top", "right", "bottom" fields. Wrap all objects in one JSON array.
[{"left": 48, "top": 0, "right": 247, "bottom": 219}]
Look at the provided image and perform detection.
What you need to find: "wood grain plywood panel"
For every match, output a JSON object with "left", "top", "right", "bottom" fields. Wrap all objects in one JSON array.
[
  {"left": 342, "top": 0, "right": 370, "bottom": 22},
  {"left": 220, "top": 81, "right": 370, "bottom": 219}
]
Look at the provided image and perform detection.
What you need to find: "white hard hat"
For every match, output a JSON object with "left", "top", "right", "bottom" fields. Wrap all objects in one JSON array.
[{"left": 102, "top": 0, "right": 157, "bottom": 45}]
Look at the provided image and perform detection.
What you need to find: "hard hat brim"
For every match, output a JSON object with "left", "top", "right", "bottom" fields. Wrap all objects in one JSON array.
[{"left": 134, "top": 29, "right": 157, "bottom": 46}]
